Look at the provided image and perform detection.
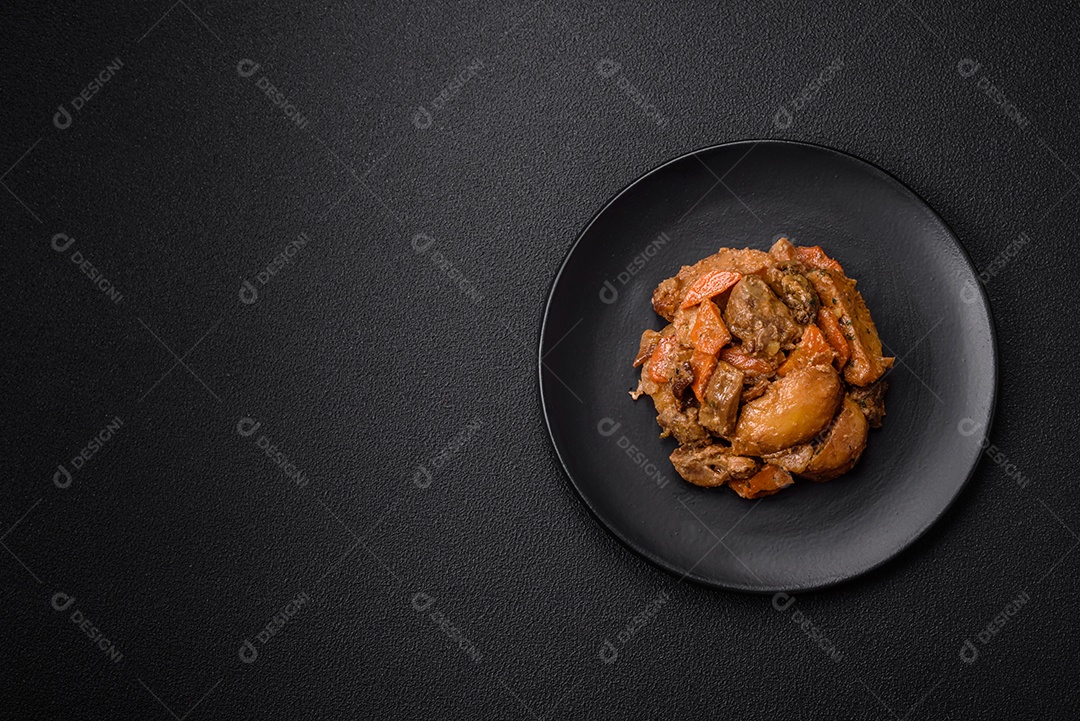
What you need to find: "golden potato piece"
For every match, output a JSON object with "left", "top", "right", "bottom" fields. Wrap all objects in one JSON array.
[
  {"left": 801, "top": 397, "right": 869, "bottom": 482},
  {"left": 731, "top": 365, "right": 843, "bottom": 455}
]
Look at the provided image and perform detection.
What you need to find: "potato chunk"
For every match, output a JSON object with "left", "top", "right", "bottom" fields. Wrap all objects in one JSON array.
[
  {"left": 731, "top": 365, "right": 843, "bottom": 455},
  {"left": 801, "top": 397, "right": 869, "bottom": 482}
]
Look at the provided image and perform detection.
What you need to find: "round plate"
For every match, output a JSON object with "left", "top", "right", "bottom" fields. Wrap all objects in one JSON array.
[{"left": 539, "top": 140, "right": 997, "bottom": 593}]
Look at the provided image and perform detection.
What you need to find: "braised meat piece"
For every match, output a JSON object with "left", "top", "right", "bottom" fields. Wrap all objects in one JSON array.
[
  {"left": 722, "top": 275, "right": 802, "bottom": 355},
  {"left": 670, "top": 445, "right": 759, "bottom": 488},
  {"left": 651, "top": 248, "right": 775, "bottom": 321},
  {"left": 697, "top": 361, "right": 743, "bottom": 437},
  {"left": 849, "top": 378, "right": 888, "bottom": 428}
]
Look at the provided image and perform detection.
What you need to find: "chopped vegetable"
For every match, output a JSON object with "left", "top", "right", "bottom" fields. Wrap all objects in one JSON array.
[
  {"left": 729, "top": 464, "right": 794, "bottom": 499},
  {"left": 797, "top": 245, "right": 844, "bottom": 273},
  {"left": 647, "top": 336, "right": 680, "bottom": 383},
  {"left": 689, "top": 299, "right": 731, "bottom": 354},
  {"left": 719, "top": 346, "right": 775, "bottom": 376},
  {"left": 680, "top": 270, "right": 742, "bottom": 309},
  {"left": 816, "top": 307, "right": 851, "bottom": 370},
  {"left": 690, "top": 350, "right": 718, "bottom": 403},
  {"left": 777, "top": 323, "right": 834, "bottom": 376}
]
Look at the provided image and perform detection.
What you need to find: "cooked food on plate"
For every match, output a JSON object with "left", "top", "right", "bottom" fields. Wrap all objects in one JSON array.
[{"left": 631, "top": 237, "right": 891, "bottom": 498}]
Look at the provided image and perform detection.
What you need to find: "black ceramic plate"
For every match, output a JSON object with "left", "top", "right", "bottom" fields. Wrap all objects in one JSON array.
[{"left": 539, "top": 140, "right": 996, "bottom": 593}]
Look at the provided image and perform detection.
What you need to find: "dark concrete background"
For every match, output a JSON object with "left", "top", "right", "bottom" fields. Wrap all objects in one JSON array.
[{"left": 3, "top": 1, "right": 1078, "bottom": 718}]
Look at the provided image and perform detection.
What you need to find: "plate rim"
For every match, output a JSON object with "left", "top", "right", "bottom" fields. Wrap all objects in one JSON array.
[{"left": 538, "top": 138, "right": 999, "bottom": 593}]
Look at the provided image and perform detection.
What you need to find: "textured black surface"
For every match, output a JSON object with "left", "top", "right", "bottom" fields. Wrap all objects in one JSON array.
[
  {"left": 540, "top": 140, "right": 997, "bottom": 592},
  {"left": 2, "top": 1, "right": 1078, "bottom": 719}
]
